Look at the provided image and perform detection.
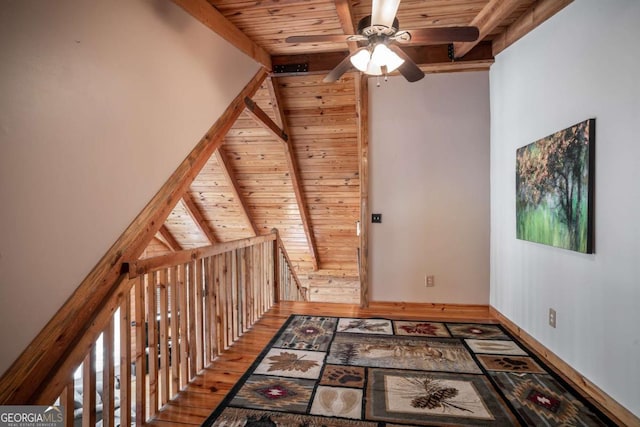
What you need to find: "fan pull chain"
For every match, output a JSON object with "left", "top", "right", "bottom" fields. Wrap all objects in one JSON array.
[{"left": 375, "top": 74, "right": 390, "bottom": 87}]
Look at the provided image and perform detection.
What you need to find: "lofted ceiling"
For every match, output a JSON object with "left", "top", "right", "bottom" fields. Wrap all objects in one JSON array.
[{"left": 142, "top": 0, "right": 572, "bottom": 301}]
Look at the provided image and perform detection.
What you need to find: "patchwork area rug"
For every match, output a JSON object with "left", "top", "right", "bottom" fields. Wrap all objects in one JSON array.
[{"left": 202, "top": 315, "right": 615, "bottom": 426}]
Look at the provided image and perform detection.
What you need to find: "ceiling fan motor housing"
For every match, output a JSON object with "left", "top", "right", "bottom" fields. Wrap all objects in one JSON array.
[{"left": 357, "top": 15, "right": 400, "bottom": 37}]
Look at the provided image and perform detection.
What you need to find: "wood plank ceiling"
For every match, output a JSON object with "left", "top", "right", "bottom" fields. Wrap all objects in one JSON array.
[{"left": 143, "top": 0, "right": 573, "bottom": 302}]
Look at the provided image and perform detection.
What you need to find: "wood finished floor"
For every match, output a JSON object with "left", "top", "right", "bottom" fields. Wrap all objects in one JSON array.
[{"left": 146, "top": 301, "right": 494, "bottom": 426}]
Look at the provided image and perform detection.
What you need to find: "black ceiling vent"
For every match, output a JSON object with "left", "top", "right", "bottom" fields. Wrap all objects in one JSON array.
[{"left": 273, "top": 63, "right": 309, "bottom": 74}]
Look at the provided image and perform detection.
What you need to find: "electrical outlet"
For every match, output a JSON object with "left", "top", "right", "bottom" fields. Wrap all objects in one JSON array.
[
  {"left": 425, "top": 275, "right": 435, "bottom": 287},
  {"left": 372, "top": 213, "right": 382, "bottom": 223},
  {"left": 548, "top": 308, "right": 557, "bottom": 328}
]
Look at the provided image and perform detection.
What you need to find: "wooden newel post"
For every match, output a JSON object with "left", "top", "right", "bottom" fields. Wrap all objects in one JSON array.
[{"left": 271, "top": 228, "right": 280, "bottom": 303}]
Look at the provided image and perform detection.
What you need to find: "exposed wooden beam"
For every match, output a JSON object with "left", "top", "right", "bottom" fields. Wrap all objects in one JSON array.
[
  {"left": 0, "top": 68, "right": 268, "bottom": 405},
  {"left": 265, "top": 76, "right": 285, "bottom": 129},
  {"left": 244, "top": 91, "right": 319, "bottom": 271},
  {"left": 171, "top": 0, "right": 272, "bottom": 69},
  {"left": 214, "top": 149, "right": 259, "bottom": 236},
  {"left": 157, "top": 225, "right": 182, "bottom": 252},
  {"left": 492, "top": 0, "right": 573, "bottom": 56},
  {"left": 271, "top": 42, "right": 494, "bottom": 76},
  {"left": 244, "top": 97, "right": 289, "bottom": 143},
  {"left": 355, "top": 74, "right": 369, "bottom": 308},
  {"left": 182, "top": 193, "right": 217, "bottom": 244},
  {"left": 334, "top": 0, "right": 358, "bottom": 53},
  {"left": 264, "top": 79, "right": 319, "bottom": 272},
  {"left": 453, "top": 0, "right": 525, "bottom": 59}
]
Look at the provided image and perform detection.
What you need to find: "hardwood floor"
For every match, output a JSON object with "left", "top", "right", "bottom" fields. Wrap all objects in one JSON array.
[{"left": 146, "top": 301, "right": 494, "bottom": 426}]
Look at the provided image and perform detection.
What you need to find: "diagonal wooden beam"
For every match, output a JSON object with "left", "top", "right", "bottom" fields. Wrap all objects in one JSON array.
[
  {"left": 334, "top": 0, "right": 359, "bottom": 53},
  {"left": 244, "top": 90, "right": 319, "bottom": 271},
  {"left": 452, "top": 0, "right": 526, "bottom": 59},
  {"left": 492, "top": 0, "right": 573, "bottom": 56},
  {"left": 214, "top": 149, "right": 259, "bottom": 236},
  {"left": 157, "top": 225, "right": 182, "bottom": 252},
  {"left": 265, "top": 77, "right": 285, "bottom": 129},
  {"left": 243, "top": 97, "right": 289, "bottom": 143},
  {"left": 171, "top": 0, "right": 272, "bottom": 69},
  {"left": 0, "top": 68, "right": 268, "bottom": 405},
  {"left": 182, "top": 193, "right": 217, "bottom": 244}
]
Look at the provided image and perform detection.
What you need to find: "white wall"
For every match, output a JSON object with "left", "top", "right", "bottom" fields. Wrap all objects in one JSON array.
[
  {"left": 369, "top": 72, "right": 490, "bottom": 303},
  {"left": 0, "top": 0, "right": 259, "bottom": 376},
  {"left": 490, "top": 1, "right": 640, "bottom": 417}
]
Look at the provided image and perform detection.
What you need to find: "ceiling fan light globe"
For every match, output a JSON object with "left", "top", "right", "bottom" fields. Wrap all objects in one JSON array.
[
  {"left": 350, "top": 49, "right": 371, "bottom": 72},
  {"left": 370, "top": 44, "right": 404, "bottom": 72},
  {"left": 365, "top": 62, "right": 383, "bottom": 76},
  {"left": 385, "top": 53, "right": 405, "bottom": 73}
]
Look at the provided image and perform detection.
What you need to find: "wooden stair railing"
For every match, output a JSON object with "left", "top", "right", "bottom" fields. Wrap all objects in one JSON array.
[
  {"left": 1, "top": 229, "right": 305, "bottom": 426},
  {"left": 274, "top": 229, "right": 307, "bottom": 302}
]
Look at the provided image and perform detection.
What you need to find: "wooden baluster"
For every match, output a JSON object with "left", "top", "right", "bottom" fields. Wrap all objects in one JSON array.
[
  {"left": 169, "top": 266, "right": 180, "bottom": 396},
  {"left": 224, "top": 251, "right": 231, "bottom": 345},
  {"left": 235, "top": 249, "right": 244, "bottom": 337},
  {"left": 159, "top": 268, "right": 169, "bottom": 406},
  {"left": 178, "top": 264, "right": 189, "bottom": 389},
  {"left": 244, "top": 246, "right": 253, "bottom": 327},
  {"left": 82, "top": 345, "right": 96, "bottom": 427},
  {"left": 263, "top": 242, "right": 268, "bottom": 308},
  {"left": 134, "top": 276, "right": 146, "bottom": 425},
  {"left": 60, "top": 378, "right": 75, "bottom": 427},
  {"left": 213, "top": 254, "right": 222, "bottom": 356},
  {"left": 259, "top": 242, "right": 265, "bottom": 315},
  {"left": 251, "top": 245, "right": 258, "bottom": 319},
  {"left": 239, "top": 248, "right": 248, "bottom": 334},
  {"left": 209, "top": 257, "right": 218, "bottom": 361},
  {"left": 231, "top": 250, "right": 239, "bottom": 342},
  {"left": 188, "top": 260, "right": 197, "bottom": 380},
  {"left": 195, "top": 258, "right": 204, "bottom": 372},
  {"left": 284, "top": 252, "right": 288, "bottom": 300},
  {"left": 203, "top": 257, "right": 211, "bottom": 365},
  {"left": 210, "top": 255, "right": 219, "bottom": 358},
  {"left": 253, "top": 244, "right": 258, "bottom": 323},
  {"left": 265, "top": 242, "right": 272, "bottom": 307},
  {"left": 146, "top": 271, "right": 159, "bottom": 416},
  {"left": 218, "top": 253, "right": 228, "bottom": 350},
  {"left": 119, "top": 291, "right": 132, "bottom": 427},
  {"left": 261, "top": 243, "right": 266, "bottom": 314},
  {"left": 222, "top": 252, "right": 230, "bottom": 345},
  {"left": 273, "top": 241, "right": 280, "bottom": 302},
  {"left": 102, "top": 317, "right": 115, "bottom": 427}
]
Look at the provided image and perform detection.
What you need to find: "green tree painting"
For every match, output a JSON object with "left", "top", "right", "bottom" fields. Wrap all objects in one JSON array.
[{"left": 516, "top": 119, "right": 595, "bottom": 253}]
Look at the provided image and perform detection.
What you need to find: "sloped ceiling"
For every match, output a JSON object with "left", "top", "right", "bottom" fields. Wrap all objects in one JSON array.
[{"left": 146, "top": 0, "right": 573, "bottom": 299}]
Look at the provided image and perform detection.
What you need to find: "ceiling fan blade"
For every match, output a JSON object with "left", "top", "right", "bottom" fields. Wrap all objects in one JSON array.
[
  {"left": 408, "top": 26, "right": 479, "bottom": 44},
  {"left": 285, "top": 35, "right": 355, "bottom": 44},
  {"left": 388, "top": 44, "right": 424, "bottom": 82},
  {"left": 323, "top": 52, "right": 356, "bottom": 83},
  {"left": 371, "top": 0, "right": 401, "bottom": 28}
]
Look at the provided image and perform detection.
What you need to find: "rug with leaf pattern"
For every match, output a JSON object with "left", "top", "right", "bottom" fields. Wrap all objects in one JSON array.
[{"left": 202, "top": 315, "right": 615, "bottom": 426}]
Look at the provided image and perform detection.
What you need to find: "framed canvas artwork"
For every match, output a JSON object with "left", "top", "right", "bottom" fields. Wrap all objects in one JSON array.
[{"left": 516, "top": 119, "right": 595, "bottom": 253}]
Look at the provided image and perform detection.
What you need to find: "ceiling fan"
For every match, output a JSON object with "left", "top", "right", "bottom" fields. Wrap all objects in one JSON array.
[{"left": 285, "top": 0, "right": 479, "bottom": 83}]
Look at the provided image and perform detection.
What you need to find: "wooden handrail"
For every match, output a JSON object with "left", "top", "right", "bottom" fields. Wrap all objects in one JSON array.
[
  {"left": 36, "top": 273, "right": 131, "bottom": 405},
  {"left": 273, "top": 229, "right": 307, "bottom": 301},
  {"left": 127, "top": 232, "right": 277, "bottom": 278},
  {"left": 1, "top": 226, "right": 304, "bottom": 427},
  {"left": 276, "top": 235, "right": 304, "bottom": 294}
]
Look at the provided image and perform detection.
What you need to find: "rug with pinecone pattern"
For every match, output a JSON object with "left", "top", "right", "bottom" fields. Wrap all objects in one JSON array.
[{"left": 202, "top": 315, "right": 615, "bottom": 426}]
